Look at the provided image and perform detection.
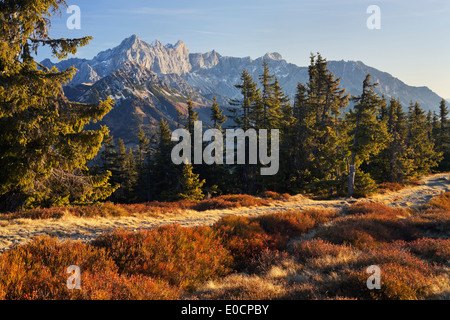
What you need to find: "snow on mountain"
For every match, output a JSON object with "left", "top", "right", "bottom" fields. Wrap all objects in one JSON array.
[{"left": 43, "top": 34, "right": 445, "bottom": 144}]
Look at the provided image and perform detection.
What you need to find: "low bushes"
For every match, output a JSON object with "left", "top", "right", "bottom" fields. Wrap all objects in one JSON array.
[
  {"left": 0, "top": 236, "right": 117, "bottom": 300},
  {"left": 4, "top": 195, "right": 272, "bottom": 220},
  {"left": 255, "top": 209, "right": 337, "bottom": 239},
  {"left": 259, "top": 191, "right": 291, "bottom": 201},
  {"left": 318, "top": 205, "right": 418, "bottom": 249},
  {"left": 92, "top": 224, "right": 233, "bottom": 290},
  {"left": 0, "top": 196, "right": 448, "bottom": 300},
  {"left": 344, "top": 244, "right": 440, "bottom": 300},
  {"left": 212, "top": 216, "right": 282, "bottom": 270}
]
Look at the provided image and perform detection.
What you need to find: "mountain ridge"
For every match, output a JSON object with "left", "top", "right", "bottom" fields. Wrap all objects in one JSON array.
[
  {"left": 43, "top": 34, "right": 443, "bottom": 111},
  {"left": 42, "top": 35, "right": 445, "bottom": 145}
]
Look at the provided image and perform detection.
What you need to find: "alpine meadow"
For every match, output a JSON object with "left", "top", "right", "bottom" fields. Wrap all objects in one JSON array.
[{"left": 0, "top": 0, "right": 449, "bottom": 307}]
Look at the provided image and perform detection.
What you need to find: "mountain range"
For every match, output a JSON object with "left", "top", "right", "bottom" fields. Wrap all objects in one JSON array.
[{"left": 41, "top": 34, "right": 444, "bottom": 145}]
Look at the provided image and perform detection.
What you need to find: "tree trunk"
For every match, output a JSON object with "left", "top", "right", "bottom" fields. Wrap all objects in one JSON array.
[{"left": 347, "top": 164, "right": 355, "bottom": 198}]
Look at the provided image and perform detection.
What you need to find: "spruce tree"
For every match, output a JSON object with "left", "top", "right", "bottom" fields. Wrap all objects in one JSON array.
[
  {"left": 293, "top": 54, "right": 349, "bottom": 195},
  {"left": 210, "top": 96, "right": 227, "bottom": 132},
  {"left": 177, "top": 163, "right": 205, "bottom": 201},
  {"left": 372, "top": 98, "right": 414, "bottom": 183},
  {"left": 407, "top": 102, "right": 442, "bottom": 177},
  {"left": 0, "top": 0, "right": 114, "bottom": 210},
  {"left": 149, "top": 119, "right": 178, "bottom": 201},
  {"left": 229, "top": 70, "right": 261, "bottom": 194},
  {"left": 346, "top": 74, "right": 389, "bottom": 197},
  {"left": 259, "top": 58, "right": 275, "bottom": 128},
  {"left": 437, "top": 99, "right": 450, "bottom": 170}
]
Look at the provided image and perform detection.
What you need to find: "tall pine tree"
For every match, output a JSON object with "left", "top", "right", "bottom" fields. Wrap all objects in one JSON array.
[{"left": 0, "top": 0, "right": 114, "bottom": 210}]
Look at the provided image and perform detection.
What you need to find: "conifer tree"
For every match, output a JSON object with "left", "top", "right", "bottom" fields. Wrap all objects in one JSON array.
[
  {"left": 229, "top": 70, "right": 262, "bottom": 194},
  {"left": 372, "top": 98, "right": 413, "bottom": 183},
  {"left": 346, "top": 74, "right": 389, "bottom": 197},
  {"left": 407, "top": 102, "right": 442, "bottom": 177},
  {"left": 0, "top": 0, "right": 114, "bottom": 210},
  {"left": 436, "top": 99, "right": 450, "bottom": 170},
  {"left": 177, "top": 163, "right": 205, "bottom": 201},
  {"left": 210, "top": 96, "right": 227, "bottom": 132},
  {"left": 292, "top": 54, "right": 349, "bottom": 194},
  {"left": 185, "top": 94, "right": 199, "bottom": 135},
  {"left": 259, "top": 59, "right": 275, "bottom": 128},
  {"left": 149, "top": 119, "right": 179, "bottom": 201}
]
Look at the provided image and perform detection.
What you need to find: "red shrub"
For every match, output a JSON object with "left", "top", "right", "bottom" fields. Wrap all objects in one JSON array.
[
  {"left": 345, "top": 202, "right": 406, "bottom": 217},
  {"left": 92, "top": 224, "right": 232, "bottom": 290},
  {"left": 72, "top": 271, "right": 180, "bottom": 300},
  {"left": 212, "top": 215, "right": 282, "bottom": 269},
  {"left": 0, "top": 236, "right": 117, "bottom": 300},
  {"left": 404, "top": 238, "right": 450, "bottom": 264},
  {"left": 291, "top": 239, "right": 351, "bottom": 262},
  {"left": 346, "top": 244, "right": 439, "bottom": 300},
  {"left": 255, "top": 209, "right": 337, "bottom": 240},
  {"left": 260, "top": 191, "right": 291, "bottom": 201},
  {"left": 318, "top": 209, "right": 418, "bottom": 248}
]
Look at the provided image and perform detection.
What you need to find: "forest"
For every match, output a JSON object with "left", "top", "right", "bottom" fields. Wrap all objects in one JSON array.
[
  {"left": 92, "top": 56, "right": 449, "bottom": 205},
  {"left": 0, "top": 0, "right": 449, "bottom": 211}
]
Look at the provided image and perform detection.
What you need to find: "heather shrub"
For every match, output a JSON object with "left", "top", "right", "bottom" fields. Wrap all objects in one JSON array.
[
  {"left": 0, "top": 236, "right": 117, "bottom": 300},
  {"left": 255, "top": 209, "right": 337, "bottom": 240},
  {"left": 317, "top": 211, "right": 418, "bottom": 248},
  {"left": 378, "top": 182, "right": 405, "bottom": 193},
  {"left": 191, "top": 198, "right": 240, "bottom": 211},
  {"left": 346, "top": 263, "right": 437, "bottom": 300},
  {"left": 409, "top": 208, "right": 449, "bottom": 236},
  {"left": 92, "top": 224, "right": 232, "bottom": 290},
  {"left": 214, "top": 194, "right": 270, "bottom": 207},
  {"left": 212, "top": 215, "right": 282, "bottom": 270},
  {"left": 335, "top": 243, "right": 441, "bottom": 300},
  {"left": 404, "top": 238, "right": 450, "bottom": 264},
  {"left": 244, "top": 249, "right": 291, "bottom": 274},
  {"left": 291, "top": 239, "right": 352, "bottom": 262},
  {"left": 72, "top": 271, "right": 180, "bottom": 300},
  {"left": 345, "top": 202, "right": 407, "bottom": 217},
  {"left": 260, "top": 191, "right": 291, "bottom": 201}
]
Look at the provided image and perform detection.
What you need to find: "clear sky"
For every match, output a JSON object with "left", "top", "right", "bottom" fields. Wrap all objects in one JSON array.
[{"left": 40, "top": 0, "right": 450, "bottom": 99}]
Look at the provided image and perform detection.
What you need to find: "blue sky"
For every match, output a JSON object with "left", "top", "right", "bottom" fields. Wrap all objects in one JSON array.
[{"left": 41, "top": 0, "right": 450, "bottom": 99}]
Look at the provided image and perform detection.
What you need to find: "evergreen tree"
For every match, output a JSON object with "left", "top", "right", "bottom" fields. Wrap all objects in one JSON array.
[
  {"left": 229, "top": 70, "right": 262, "bottom": 194},
  {"left": 292, "top": 54, "right": 349, "bottom": 194},
  {"left": 210, "top": 96, "right": 227, "bottom": 132},
  {"left": 407, "top": 102, "right": 442, "bottom": 177},
  {"left": 135, "top": 126, "right": 151, "bottom": 201},
  {"left": 346, "top": 74, "right": 389, "bottom": 197},
  {"left": 372, "top": 98, "right": 413, "bottom": 183},
  {"left": 436, "top": 99, "right": 450, "bottom": 170},
  {"left": 259, "top": 59, "right": 275, "bottom": 128},
  {"left": 177, "top": 163, "right": 205, "bottom": 201},
  {"left": 0, "top": 0, "right": 114, "bottom": 210},
  {"left": 185, "top": 94, "right": 199, "bottom": 135},
  {"left": 149, "top": 119, "right": 179, "bottom": 201}
]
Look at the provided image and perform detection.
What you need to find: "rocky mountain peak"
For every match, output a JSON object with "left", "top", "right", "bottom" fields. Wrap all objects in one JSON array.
[{"left": 263, "top": 52, "right": 283, "bottom": 61}]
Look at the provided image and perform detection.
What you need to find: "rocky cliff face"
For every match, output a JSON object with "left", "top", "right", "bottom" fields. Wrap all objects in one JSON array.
[
  {"left": 46, "top": 34, "right": 443, "bottom": 111},
  {"left": 44, "top": 34, "right": 444, "bottom": 145}
]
